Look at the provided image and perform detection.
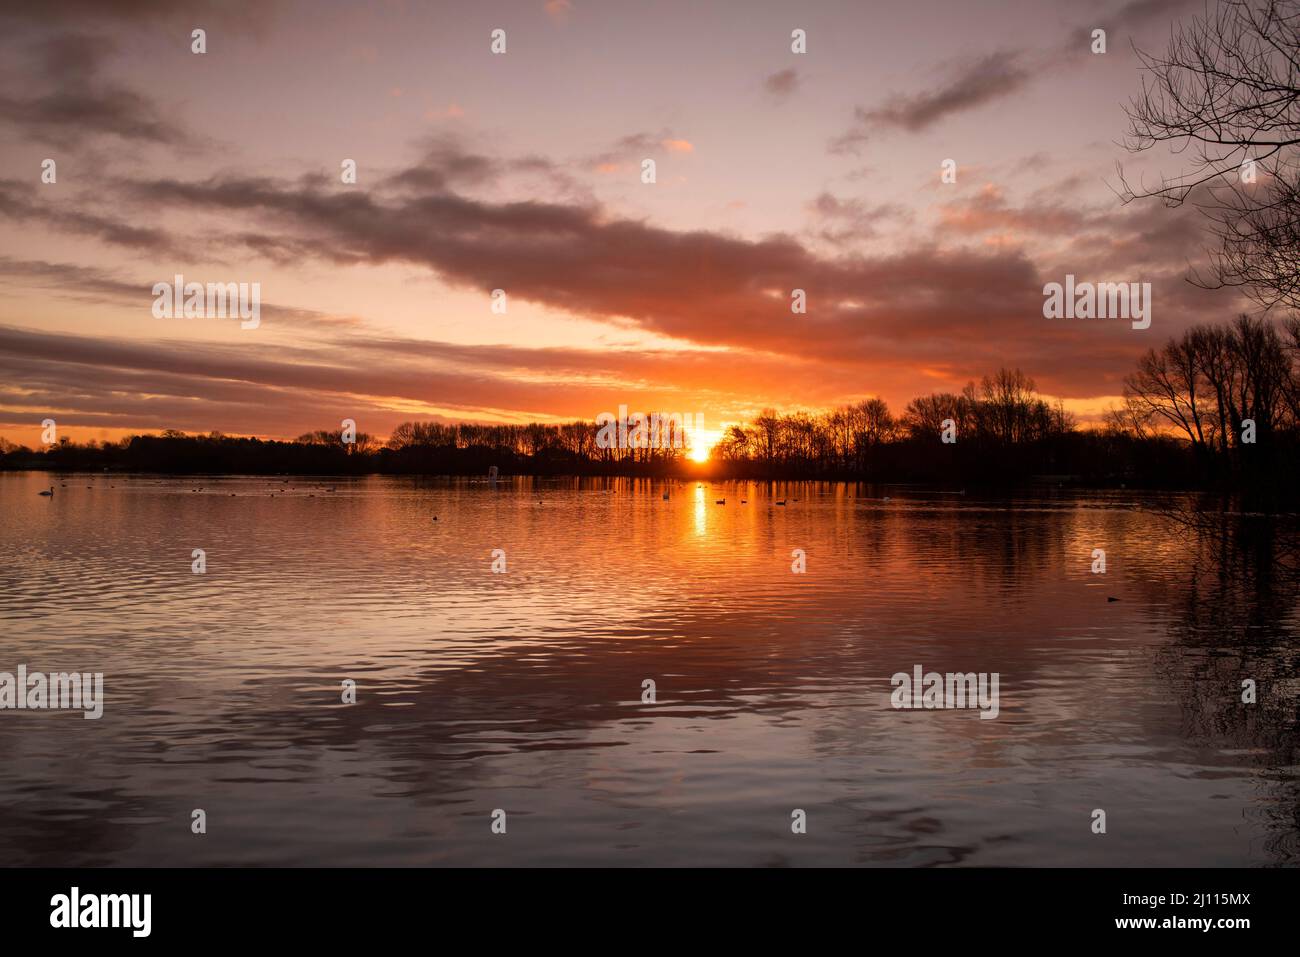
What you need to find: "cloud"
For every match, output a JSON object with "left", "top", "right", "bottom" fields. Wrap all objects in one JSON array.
[
  {"left": 764, "top": 68, "right": 800, "bottom": 98},
  {"left": 0, "top": 0, "right": 280, "bottom": 30},
  {"left": 544, "top": 0, "right": 574, "bottom": 21},
  {"left": 0, "top": 34, "right": 193, "bottom": 147},
  {"left": 936, "top": 184, "right": 1090, "bottom": 237},
  {"left": 833, "top": 53, "right": 1031, "bottom": 151},
  {"left": 0, "top": 320, "right": 873, "bottom": 439},
  {"left": 830, "top": 0, "right": 1201, "bottom": 153},
  {"left": 44, "top": 144, "right": 1190, "bottom": 403},
  {"left": 806, "top": 192, "right": 909, "bottom": 246},
  {"left": 0, "top": 179, "right": 176, "bottom": 251},
  {"left": 586, "top": 130, "right": 693, "bottom": 170},
  {"left": 0, "top": 257, "right": 369, "bottom": 335},
  {"left": 0, "top": 131, "right": 1247, "bottom": 434}
]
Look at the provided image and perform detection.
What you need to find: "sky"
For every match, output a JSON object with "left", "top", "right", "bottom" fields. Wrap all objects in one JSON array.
[{"left": 0, "top": 0, "right": 1250, "bottom": 448}]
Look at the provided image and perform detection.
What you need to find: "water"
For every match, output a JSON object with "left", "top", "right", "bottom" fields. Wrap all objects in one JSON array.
[{"left": 1, "top": 472, "right": 1296, "bottom": 866}]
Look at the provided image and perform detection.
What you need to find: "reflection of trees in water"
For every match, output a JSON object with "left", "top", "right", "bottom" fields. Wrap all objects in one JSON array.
[{"left": 1150, "top": 499, "right": 1300, "bottom": 863}]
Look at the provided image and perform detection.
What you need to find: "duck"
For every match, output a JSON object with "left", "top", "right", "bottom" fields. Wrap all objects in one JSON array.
[
  {"left": 715, "top": 498, "right": 726, "bottom": 505},
  {"left": 775, "top": 499, "right": 787, "bottom": 506},
  {"left": 37, "top": 486, "right": 54, "bottom": 497}
]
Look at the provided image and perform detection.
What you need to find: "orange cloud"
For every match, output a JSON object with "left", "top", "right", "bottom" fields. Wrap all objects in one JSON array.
[{"left": 544, "top": 0, "right": 573, "bottom": 21}]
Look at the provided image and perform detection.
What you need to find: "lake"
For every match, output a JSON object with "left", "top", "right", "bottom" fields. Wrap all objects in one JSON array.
[{"left": 0, "top": 471, "right": 1296, "bottom": 866}]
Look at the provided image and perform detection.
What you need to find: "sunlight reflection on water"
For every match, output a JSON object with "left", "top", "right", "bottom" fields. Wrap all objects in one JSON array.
[{"left": 0, "top": 472, "right": 1296, "bottom": 866}]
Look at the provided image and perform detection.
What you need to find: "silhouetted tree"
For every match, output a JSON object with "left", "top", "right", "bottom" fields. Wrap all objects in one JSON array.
[{"left": 1120, "top": 0, "right": 1300, "bottom": 307}]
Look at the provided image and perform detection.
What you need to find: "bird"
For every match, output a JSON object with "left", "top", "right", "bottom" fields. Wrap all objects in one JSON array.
[
  {"left": 715, "top": 498, "right": 725, "bottom": 505},
  {"left": 775, "top": 499, "right": 786, "bottom": 506},
  {"left": 432, "top": 516, "right": 439, "bottom": 522},
  {"left": 1107, "top": 596, "right": 1120, "bottom": 603},
  {"left": 38, "top": 486, "right": 53, "bottom": 497},
  {"left": 740, "top": 499, "right": 747, "bottom": 504}
]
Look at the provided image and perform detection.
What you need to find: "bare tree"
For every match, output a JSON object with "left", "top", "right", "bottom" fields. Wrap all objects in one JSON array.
[
  {"left": 1125, "top": 335, "right": 1214, "bottom": 449},
  {"left": 1119, "top": 0, "right": 1300, "bottom": 307}
]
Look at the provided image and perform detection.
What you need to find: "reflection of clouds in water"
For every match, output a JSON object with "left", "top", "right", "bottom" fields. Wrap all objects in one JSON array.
[{"left": 0, "top": 476, "right": 1295, "bottom": 865}]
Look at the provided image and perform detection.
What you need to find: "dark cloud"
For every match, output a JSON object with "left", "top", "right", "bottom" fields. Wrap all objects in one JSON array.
[
  {"left": 0, "top": 0, "right": 280, "bottom": 29},
  {"left": 121, "top": 161, "right": 1052, "bottom": 361},
  {"left": 0, "top": 179, "right": 174, "bottom": 250},
  {"left": 0, "top": 124, "right": 1248, "bottom": 434},
  {"left": 833, "top": 0, "right": 1199, "bottom": 153},
  {"left": 763, "top": 68, "right": 800, "bottom": 98},
  {"left": 0, "top": 321, "right": 866, "bottom": 438},
  {"left": 0, "top": 33, "right": 192, "bottom": 146},
  {"left": 1105, "top": 0, "right": 1200, "bottom": 33},
  {"left": 833, "top": 53, "right": 1031, "bottom": 150},
  {"left": 806, "top": 192, "right": 908, "bottom": 245},
  {"left": 0, "top": 256, "right": 366, "bottom": 330}
]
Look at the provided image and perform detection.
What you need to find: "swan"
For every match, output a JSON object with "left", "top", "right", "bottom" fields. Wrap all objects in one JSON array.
[{"left": 38, "top": 486, "right": 53, "bottom": 497}]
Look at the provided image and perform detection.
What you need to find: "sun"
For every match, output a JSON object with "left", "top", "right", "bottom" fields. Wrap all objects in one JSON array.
[{"left": 688, "top": 428, "right": 720, "bottom": 462}]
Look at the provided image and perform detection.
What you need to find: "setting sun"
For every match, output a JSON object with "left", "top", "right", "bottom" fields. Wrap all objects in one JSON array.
[{"left": 689, "top": 429, "right": 721, "bottom": 462}]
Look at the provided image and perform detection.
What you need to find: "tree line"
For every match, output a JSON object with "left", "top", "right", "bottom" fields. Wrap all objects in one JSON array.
[{"left": 4, "top": 316, "right": 1300, "bottom": 489}]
